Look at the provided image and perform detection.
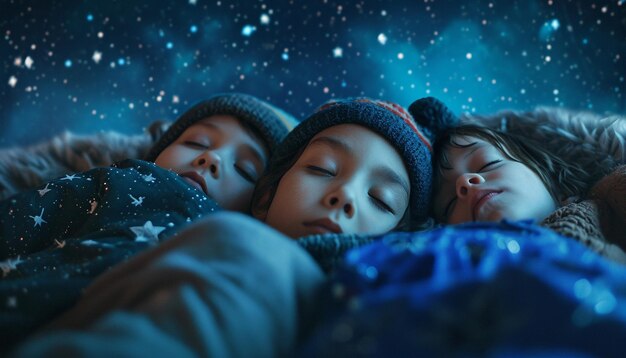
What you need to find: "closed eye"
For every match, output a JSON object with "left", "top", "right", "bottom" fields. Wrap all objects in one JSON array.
[
  {"left": 234, "top": 164, "right": 257, "bottom": 184},
  {"left": 306, "top": 165, "right": 335, "bottom": 176},
  {"left": 478, "top": 159, "right": 502, "bottom": 172},
  {"left": 370, "top": 195, "right": 395, "bottom": 215},
  {"left": 185, "top": 141, "right": 209, "bottom": 149}
]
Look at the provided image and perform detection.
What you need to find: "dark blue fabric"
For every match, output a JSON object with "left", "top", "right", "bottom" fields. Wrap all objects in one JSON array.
[
  {"left": 301, "top": 221, "right": 626, "bottom": 357},
  {"left": 0, "top": 159, "right": 220, "bottom": 352}
]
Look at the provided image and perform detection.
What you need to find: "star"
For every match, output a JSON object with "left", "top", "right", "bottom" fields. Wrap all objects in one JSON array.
[
  {"left": 8, "top": 76, "right": 17, "bottom": 88},
  {"left": 130, "top": 221, "right": 165, "bottom": 245},
  {"left": 54, "top": 239, "right": 66, "bottom": 249},
  {"left": 0, "top": 256, "right": 23, "bottom": 277},
  {"left": 129, "top": 194, "right": 145, "bottom": 206},
  {"left": 92, "top": 51, "right": 102, "bottom": 64},
  {"left": 29, "top": 208, "right": 47, "bottom": 227},
  {"left": 61, "top": 174, "right": 79, "bottom": 181},
  {"left": 38, "top": 183, "right": 51, "bottom": 197},
  {"left": 88, "top": 200, "right": 98, "bottom": 214},
  {"left": 141, "top": 174, "right": 156, "bottom": 183},
  {"left": 333, "top": 47, "right": 343, "bottom": 58}
]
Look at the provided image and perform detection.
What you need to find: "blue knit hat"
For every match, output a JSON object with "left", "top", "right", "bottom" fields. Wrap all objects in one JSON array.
[
  {"left": 145, "top": 93, "right": 298, "bottom": 162},
  {"left": 258, "top": 97, "right": 457, "bottom": 229}
]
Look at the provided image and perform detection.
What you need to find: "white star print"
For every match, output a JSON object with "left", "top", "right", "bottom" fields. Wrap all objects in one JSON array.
[
  {"left": 29, "top": 208, "right": 47, "bottom": 227},
  {"left": 38, "top": 183, "right": 51, "bottom": 197},
  {"left": 0, "top": 256, "right": 23, "bottom": 277},
  {"left": 61, "top": 174, "right": 79, "bottom": 181},
  {"left": 142, "top": 174, "right": 156, "bottom": 183},
  {"left": 129, "top": 194, "right": 145, "bottom": 207},
  {"left": 130, "top": 221, "right": 165, "bottom": 245}
]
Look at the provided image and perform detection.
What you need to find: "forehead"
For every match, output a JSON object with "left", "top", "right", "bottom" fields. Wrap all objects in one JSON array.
[
  {"left": 307, "top": 123, "right": 409, "bottom": 178},
  {"left": 190, "top": 114, "right": 266, "bottom": 146}
]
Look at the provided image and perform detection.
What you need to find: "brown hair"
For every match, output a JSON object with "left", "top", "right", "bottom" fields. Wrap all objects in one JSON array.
[{"left": 433, "top": 125, "right": 591, "bottom": 207}]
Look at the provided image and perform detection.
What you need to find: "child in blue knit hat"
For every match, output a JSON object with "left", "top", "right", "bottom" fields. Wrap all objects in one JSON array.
[
  {"left": 252, "top": 96, "right": 457, "bottom": 238},
  {"left": 0, "top": 93, "right": 298, "bottom": 353}
]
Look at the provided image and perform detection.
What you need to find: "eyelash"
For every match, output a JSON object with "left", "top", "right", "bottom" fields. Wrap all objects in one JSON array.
[
  {"left": 443, "top": 159, "right": 503, "bottom": 219},
  {"left": 307, "top": 165, "right": 335, "bottom": 176},
  {"left": 185, "top": 141, "right": 209, "bottom": 149},
  {"left": 479, "top": 159, "right": 503, "bottom": 171},
  {"left": 370, "top": 196, "right": 395, "bottom": 214},
  {"left": 234, "top": 164, "right": 256, "bottom": 184}
]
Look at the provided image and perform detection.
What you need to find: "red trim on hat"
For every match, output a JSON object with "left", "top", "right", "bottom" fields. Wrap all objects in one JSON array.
[{"left": 316, "top": 98, "right": 433, "bottom": 152}]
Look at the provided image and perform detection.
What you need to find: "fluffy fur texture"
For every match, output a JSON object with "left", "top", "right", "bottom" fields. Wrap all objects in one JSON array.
[
  {"left": 463, "top": 106, "right": 626, "bottom": 190},
  {"left": 0, "top": 121, "right": 169, "bottom": 201}
]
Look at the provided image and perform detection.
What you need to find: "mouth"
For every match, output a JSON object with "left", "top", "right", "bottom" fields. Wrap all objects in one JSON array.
[
  {"left": 303, "top": 218, "right": 343, "bottom": 234},
  {"left": 180, "top": 171, "right": 210, "bottom": 197},
  {"left": 471, "top": 190, "right": 501, "bottom": 221}
]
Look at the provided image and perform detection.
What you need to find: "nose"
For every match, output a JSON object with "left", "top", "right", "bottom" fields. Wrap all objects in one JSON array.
[
  {"left": 193, "top": 151, "right": 222, "bottom": 179},
  {"left": 323, "top": 186, "right": 355, "bottom": 218},
  {"left": 456, "top": 173, "right": 485, "bottom": 198}
]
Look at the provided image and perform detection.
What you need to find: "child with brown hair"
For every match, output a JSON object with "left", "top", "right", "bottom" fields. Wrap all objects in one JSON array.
[{"left": 432, "top": 124, "right": 626, "bottom": 262}]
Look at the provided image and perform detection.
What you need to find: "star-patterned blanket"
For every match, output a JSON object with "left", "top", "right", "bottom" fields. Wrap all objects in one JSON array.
[{"left": 0, "top": 159, "right": 219, "bottom": 352}]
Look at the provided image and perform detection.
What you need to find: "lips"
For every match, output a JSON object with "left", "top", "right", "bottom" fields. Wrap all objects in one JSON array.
[
  {"left": 303, "top": 218, "right": 343, "bottom": 234},
  {"left": 180, "top": 171, "right": 209, "bottom": 196},
  {"left": 471, "top": 190, "right": 501, "bottom": 221}
]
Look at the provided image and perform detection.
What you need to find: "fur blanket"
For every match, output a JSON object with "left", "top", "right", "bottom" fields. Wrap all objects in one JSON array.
[{"left": 0, "top": 121, "right": 169, "bottom": 201}]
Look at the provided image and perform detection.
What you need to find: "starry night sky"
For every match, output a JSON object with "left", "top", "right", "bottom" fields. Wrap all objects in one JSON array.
[{"left": 2, "top": 0, "right": 625, "bottom": 147}]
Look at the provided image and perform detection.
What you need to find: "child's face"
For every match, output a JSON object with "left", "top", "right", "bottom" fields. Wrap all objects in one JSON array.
[
  {"left": 155, "top": 115, "right": 268, "bottom": 212},
  {"left": 433, "top": 135, "right": 557, "bottom": 224},
  {"left": 264, "top": 124, "right": 410, "bottom": 238}
]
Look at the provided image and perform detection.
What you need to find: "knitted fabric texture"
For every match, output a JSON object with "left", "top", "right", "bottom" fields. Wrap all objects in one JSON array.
[
  {"left": 144, "top": 93, "right": 298, "bottom": 162},
  {"left": 263, "top": 97, "right": 457, "bottom": 229},
  {"left": 542, "top": 164, "right": 626, "bottom": 264}
]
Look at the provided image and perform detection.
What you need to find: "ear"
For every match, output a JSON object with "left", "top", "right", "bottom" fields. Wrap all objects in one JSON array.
[{"left": 251, "top": 190, "right": 272, "bottom": 220}]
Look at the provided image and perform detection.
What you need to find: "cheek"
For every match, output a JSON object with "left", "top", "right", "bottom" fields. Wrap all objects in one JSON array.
[{"left": 154, "top": 146, "right": 188, "bottom": 169}]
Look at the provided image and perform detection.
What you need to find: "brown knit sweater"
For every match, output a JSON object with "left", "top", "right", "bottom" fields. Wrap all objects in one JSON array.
[{"left": 542, "top": 165, "right": 626, "bottom": 264}]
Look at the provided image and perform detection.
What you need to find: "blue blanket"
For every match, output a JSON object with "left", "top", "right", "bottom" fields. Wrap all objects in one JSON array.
[{"left": 302, "top": 221, "right": 626, "bottom": 357}]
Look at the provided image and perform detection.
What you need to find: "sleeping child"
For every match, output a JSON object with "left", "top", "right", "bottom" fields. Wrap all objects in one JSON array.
[
  {"left": 9, "top": 96, "right": 458, "bottom": 357},
  {"left": 432, "top": 124, "right": 626, "bottom": 262},
  {"left": 0, "top": 92, "right": 298, "bottom": 351}
]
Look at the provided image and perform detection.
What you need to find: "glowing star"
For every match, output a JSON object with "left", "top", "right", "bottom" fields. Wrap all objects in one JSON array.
[
  {"left": 0, "top": 256, "right": 23, "bottom": 277},
  {"left": 38, "top": 183, "right": 51, "bottom": 196},
  {"left": 61, "top": 174, "right": 79, "bottom": 181},
  {"left": 24, "top": 56, "right": 34, "bottom": 69},
  {"left": 260, "top": 13, "right": 270, "bottom": 25},
  {"left": 92, "top": 51, "right": 102, "bottom": 64},
  {"left": 14, "top": 57, "right": 22, "bottom": 66},
  {"left": 377, "top": 33, "right": 388, "bottom": 45},
  {"left": 29, "top": 208, "right": 47, "bottom": 227},
  {"left": 241, "top": 25, "right": 256, "bottom": 37},
  {"left": 131, "top": 221, "right": 165, "bottom": 245},
  {"left": 189, "top": 0, "right": 196, "bottom": 4},
  {"left": 8, "top": 76, "right": 17, "bottom": 88},
  {"left": 142, "top": 173, "right": 156, "bottom": 182},
  {"left": 129, "top": 194, "right": 145, "bottom": 207},
  {"left": 54, "top": 239, "right": 66, "bottom": 249},
  {"left": 88, "top": 200, "right": 98, "bottom": 214},
  {"left": 333, "top": 47, "right": 343, "bottom": 58}
]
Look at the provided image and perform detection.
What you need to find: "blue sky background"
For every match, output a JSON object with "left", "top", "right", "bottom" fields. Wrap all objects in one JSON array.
[{"left": 2, "top": 0, "right": 625, "bottom": 146}]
